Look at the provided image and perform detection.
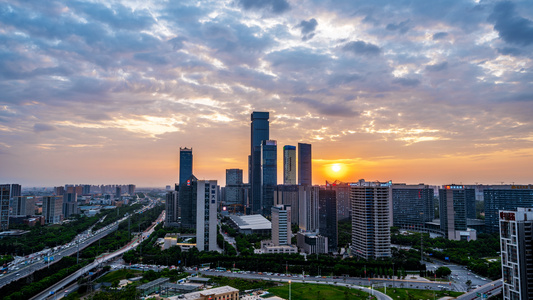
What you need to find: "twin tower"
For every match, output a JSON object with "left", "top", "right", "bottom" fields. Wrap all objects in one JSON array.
[{"left": 249, "top": 112, "right": 312, "bottom": 216}]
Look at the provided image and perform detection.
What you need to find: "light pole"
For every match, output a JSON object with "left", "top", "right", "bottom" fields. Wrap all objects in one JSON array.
[
  {"left": 392, "top": 262, "right": 395, "bottom": 288},
  {"left": 289, "top": 280, "right": 291, "bottom": 300}
]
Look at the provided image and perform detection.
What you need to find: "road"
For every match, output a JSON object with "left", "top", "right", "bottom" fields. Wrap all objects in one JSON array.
[{"left": 456, "top": 280, "right": 502, "bottom": 300}]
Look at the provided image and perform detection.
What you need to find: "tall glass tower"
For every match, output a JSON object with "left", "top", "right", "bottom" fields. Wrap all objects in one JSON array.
[
  {"left": 179, "top": 147, "right": 193, "bottom": 185},
  {"left": 261, "top": 140, "right": 277, "bottom": 216},
  {"left": 298, "top": 143, "right": 312, "bottom": 186},
  {"left": 250, "top": 112, "right": 269, "bottom": 214}
]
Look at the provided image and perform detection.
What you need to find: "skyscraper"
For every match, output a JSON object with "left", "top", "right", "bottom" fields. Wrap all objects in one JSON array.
[
  {"left": 351, "top": 180, "right": 391, "bottom": 260},
  {"left": 298, "top": 143, "right": 312, "bottom": 186},
  {"left": 272, "top": 204, "right": 292, "bottom": 246},
  {"left": 196, "top": 180, "right": 218, "bottom": 252},
  {"left": 500, "top": 208, "right": 533, "bottom": 300},
  {"left": 165, "top": 190, "right": 178, "bottom": 227},
  {"left": 0, "top": 185, "right": 11, "bottom": 231},
  {"left": 326, "top": 181, "right": 351, "bottom": 221},
  {"left": 318, "top": 189, "right": 338, "bottom": 252},
  {"left": 391, "top": 183, "right": 434, "bottom": 231},
  {"left": 179, "top": 175, "right": 199, "bottom": 229},
  {"left": 62, "top": 192, "right": 78, "bottom": 219},
  {"left": 250, "top": 112, "right": 269, "bottom": 214},
  {"left": 225, "top": 169, "right": 245, "bottom": 213},
  {"left": 179, "top": 147, "right": 193, "bottom": 185},
  {"left": 283, "top": 145, "right": 296, "bottom": 185},
  {"left": 484, "top": 185, "right": 533, "bottom": 233},
  {"left": 261, "top": 140, "right": 277, "bottom": 216}
]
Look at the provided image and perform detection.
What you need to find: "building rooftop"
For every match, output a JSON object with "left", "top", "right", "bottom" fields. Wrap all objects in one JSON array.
[{"left": 229, "top": 214, "right": 271, "bottom": 231}]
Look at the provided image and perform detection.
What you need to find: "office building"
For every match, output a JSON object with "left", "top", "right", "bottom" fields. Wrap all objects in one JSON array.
[
  {"left": 319, "top": 189, "right": 337, "bottom": 252},
  {"left": 298, "top": 143, "right": 312, "bottom": 185},
  {"left": 439, "top": 185, "right": 477, "bottom": 241},
  {"left": 261, "top": 140, "right": 277, "bottom": 216},
  {"left": 196, "top": 180, "right": 218, "bottom": 252},
  {"left": 249, "top": 112, "right": 269, "bottom": 215},
  {"left": 283, "top": 145, "right": 296, "bottom": 185},
  {"left": 326, "top": 181, "right": 352, "bottom": 221},
  {"left": 274, "top": 184, "right": 299, "bottom": 224},
  {"left": 165, "top": 190, "right": 179, "bottom": 226},
  {"left": 62, "top": 192, "right": 78, "bottom": 218},
  {"left": 272, "top": 204, "right": 291, "bottom": 246},
  {"left": 43, "top": 196, "right": 63, "bottom": 224},
  {"left": 179, "top": 175, "right": 199, "bottom": 229},
  {"left": 485, "top": 185, "right": 533, "bottom": 234},
  {"left": 224, "top": 169, "right": 245, "bottom": 213},
  {"left": 391, "top": 183, "right": 434, "bottom": 231},
  {"left": 297, "top": 231, "right": 328, "bottom": 254},
  {"left": 298, "top": 185, "right": 319, "bottom": 232},
  {"left": 11, "top": 196, "right": 36, "bottom": 216},
  {"left": 0, "top": 185, "right": 11, "bottom": 231},
  {"left": 351, "top": 180, "right": 391, "bottom": 260},
  {"left": 500, "top": 208, "right": 533, "bottom": 300},
  {"left": 179, "top": 147, "right": 193, "bottom": 186}
]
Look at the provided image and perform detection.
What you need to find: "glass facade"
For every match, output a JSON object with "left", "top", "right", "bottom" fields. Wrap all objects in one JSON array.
[
  {"left": 298, "top": 143, "right": 312, "bottom": 186},
  {"left": 179, "top": 147, "right": 193, "bottom": 186},
  {"left": 261, "top": 140, "right": 277, "bottom": 216},
  {"left": 250, "top": 112, "right": 269, "bottom": 214}
]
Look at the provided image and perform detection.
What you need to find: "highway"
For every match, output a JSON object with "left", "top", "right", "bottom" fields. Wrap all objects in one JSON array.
[{"left": 456, "top": 280, "right": 502, "bottom": 300}]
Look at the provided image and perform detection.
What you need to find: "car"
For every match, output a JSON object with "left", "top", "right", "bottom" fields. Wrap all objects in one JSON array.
[{"left": 64, "top": 290, "right": 69, "bottom": 293}]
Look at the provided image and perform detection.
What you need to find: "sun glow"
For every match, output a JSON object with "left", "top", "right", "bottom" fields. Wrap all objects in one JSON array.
[{"left": 331, "top": 164, "right": 341, "bottom": 172}]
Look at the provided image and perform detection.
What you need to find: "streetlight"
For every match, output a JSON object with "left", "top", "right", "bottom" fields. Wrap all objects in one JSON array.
[{"left": 289, "top": 280, "right": 291, "bottom": 300}]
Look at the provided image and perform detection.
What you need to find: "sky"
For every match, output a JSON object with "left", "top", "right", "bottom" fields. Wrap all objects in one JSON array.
[{"left": 1, "top": 0, "right": 533, "bottom": 187}]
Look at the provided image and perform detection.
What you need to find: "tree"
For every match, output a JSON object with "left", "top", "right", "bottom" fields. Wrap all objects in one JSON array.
[{"left": 435, "top": 266, "right": 452, "bottom": 278}]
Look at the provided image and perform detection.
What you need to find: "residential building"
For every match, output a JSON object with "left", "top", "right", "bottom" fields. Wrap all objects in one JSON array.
[
  {"left": 298, "top": 143, "right": 312, "bottom": 185},
  {"left": 115, "top": 186, "right": 121, "bottom": 199},
  {"left": 43, "top": 196, "right": 63, "bottom": 224},
  {"left": 127, "top": 184, "right": 136, "bottom": 195},
  {"left": 326, "top": 181, "right": 351, "bottom": 221},
  {"left": 500, "top": 208, "right": 533, "bottom": 300},
  {"left": 319, "top": 189, "right": 337, "bottom": 252},
  {"left": 54, "top": 186, "right": 65, "bottom": 196},
  {"left": 485, "top": 185, "right": 533, "bottom": 234},
  {"left": 165, "top": 190, "right": 178, "bottom": 227},
  {"left": 283, "top": 145, "right": 296, "bottom": 185},
  {"left": 249, "top": 111, "right": 269, "bottom": 215},
  {"left": 261, "top": 140, "right": 277, "bottom": 216},
  {"left": 351, "top": 180, "right": 391, "bottom": 260},
  {"left": 0, "top": 184, "right": 11, "bottom": 231},
  {"left": 272, "top": 204, "right": 291, "bottom": 246},
  {"left": 179, "top": 147, "right": 193, "bottom": 185},
  {"left": 391, "top": 183, "right": 434, "bottom": 231}
]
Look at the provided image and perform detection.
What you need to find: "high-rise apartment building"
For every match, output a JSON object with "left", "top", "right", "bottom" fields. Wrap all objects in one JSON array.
[
  {"left": 43, "top": 196, "right": 63, "bottom": 224},
  {"left": 298, "top": 143, "right": 312, "bottom": 186},
  {"left": 272, "top": 204, "right": 292, "bottom": 246},
  {"left": 196, "top": 180, "right": 218, "bottom": 252},
  {"left": 500, "top": 208, "right": 533, "bottom": 300},
  {"left": 82, "top": 185, "right": 91, "bottom": 195},
  {"left": 391, "top": 183, "right": 434, "bottom": 231},
  {"left": 127, "top": 184, "right": 136, "bottom": 195},
  {"left": 62, "top": 192, "right": 78, "bottom": 219},
  {"left": 485, "top": 185, "right": 533, "bottom": 234},
  {"left": 115, "top": 186, "right": 121, "bottom": 199},
  {"left": 179, "top": 147, "right": 193, "bottom": 186},
  {"left": 298, "top": 185, "right": 319, "bottom": 232},
  {"left": 250, "top": 112, "right": 269, "bottom": 215},
  {"left": 0, "top": 184, "right": 11, "bottom": 231},
  {"left": 54, "top": 186, "right": 65, "bottom": 196},
  {"left": 283, "top": 145, "right": 296, "bottom": 185},
  {"left": 351, "top": 180, "right": 391, "bottom": 260},
  {"left": 261, "top": 140, "right": 277, "bottom": 216},
  {"left": 319, "top": 189, "right": 337, "bottom": 252}
]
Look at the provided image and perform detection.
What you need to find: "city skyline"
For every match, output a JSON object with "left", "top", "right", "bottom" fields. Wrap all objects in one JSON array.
[{"left": 1, "top": 1, "right": 533, "bottom": 187}]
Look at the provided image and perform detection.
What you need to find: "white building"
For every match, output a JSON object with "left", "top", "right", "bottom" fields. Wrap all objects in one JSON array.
[
  {"left": 196, "top": 180, "right": 218, "bottom": 252},
  {"left": 500, "top": 207, "right": 533, "bottom": 300},
  {"left": 272, "top": 204, "right": 291, "bottom": 246}
]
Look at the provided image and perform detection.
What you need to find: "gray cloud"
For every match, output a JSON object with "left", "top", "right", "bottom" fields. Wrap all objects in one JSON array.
[
  {"left": 297, "top": 18, "right": 318, "bottom": 41},
  {"left": 386, "top": 20, "right": 410, "bottom": 34},
  {"left": 433, "top": 32, "right": 449, "bottom": 40},
  {"left": 489, "top": 1, "right": 533, "bottom": 46},
  {"left": 239, "top": 0, "right": 290, "bottom": 14},
  {"left": 392, "top": 77, "right": 420, "bottom": 87},
  {"left": 425, "top": 62, "right": 448, "bottom": 72},
  {"left": 342, "top": 41, "right": 381, "bottom": 56},
  {"left": 34, "top": 123, "right": 57, "bottom": 133},
  {"left": 291, "top": 97, "right": 359, "bottom": 117}
]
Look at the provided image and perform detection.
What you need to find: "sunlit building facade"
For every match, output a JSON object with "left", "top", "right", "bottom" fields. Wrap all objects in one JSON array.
[{"left": 283, "top": 145, "right": 296, "bottom": 185}]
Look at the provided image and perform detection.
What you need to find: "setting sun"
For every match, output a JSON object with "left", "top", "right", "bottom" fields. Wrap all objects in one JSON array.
[{"left": 331, "top": 164, "right": 341, "bottom": 172}]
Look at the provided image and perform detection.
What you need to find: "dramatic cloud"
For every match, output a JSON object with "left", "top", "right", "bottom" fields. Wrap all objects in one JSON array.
[{"left": 1, "top": 0, "right": 532, "bottom": 186}]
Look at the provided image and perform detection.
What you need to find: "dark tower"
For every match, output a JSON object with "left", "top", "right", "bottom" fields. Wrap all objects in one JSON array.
[
  {"left": 179, "top": 147, "right": 193, "bottom": 185},
  {"left": 250, "top": 112, "right": 269, "bottom": 214}
]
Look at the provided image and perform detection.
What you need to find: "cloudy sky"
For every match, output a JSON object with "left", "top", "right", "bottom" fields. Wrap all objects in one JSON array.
[{"left": 1, "top": 0, "right": 533, "bottom": 187}]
